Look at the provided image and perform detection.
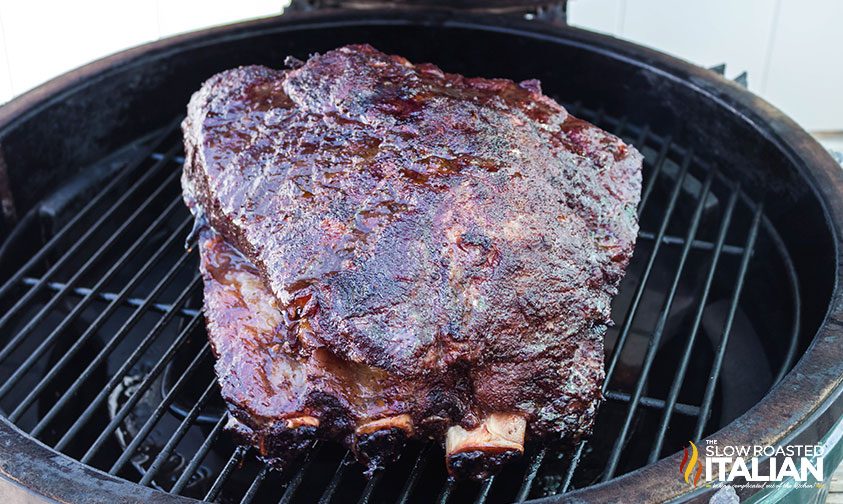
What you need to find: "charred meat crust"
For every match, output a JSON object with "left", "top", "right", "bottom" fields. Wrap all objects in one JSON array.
[
  {"left": 448, "top": 450, "right": 524, "bottom": 481},
  {"left": 198, "top": 231, "right": 415, "bottom": 472},
  {"left": 225, "top": 415, "right": 317, "bottom": 470},
  {"left": 353, "top": 426, "right": 411, "bottom": 476},
  {"left": 184, "top": 44, "right": 642, "bottom": 477}
]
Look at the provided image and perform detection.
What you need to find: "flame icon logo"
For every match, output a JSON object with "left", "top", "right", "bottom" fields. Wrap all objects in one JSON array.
[{"left": 679, "top": 441, "right": 704, "bottom": 487}]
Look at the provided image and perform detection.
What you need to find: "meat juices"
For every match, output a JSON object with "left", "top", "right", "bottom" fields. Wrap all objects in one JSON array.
[{"left": 182, "top": 44, "right": 642, "bottom": 479}]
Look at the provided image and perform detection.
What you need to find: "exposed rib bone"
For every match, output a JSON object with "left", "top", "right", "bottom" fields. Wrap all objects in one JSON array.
[
  {"left": 353, "top": 414, "right": 413, "bottom": 476},
  {"left": 445, "top": 413, "right": 527, "bottom": 480},
  {"left": 286, "top": 415, "right": 320, "bottom": 429},
  {"left": 355, "top": 414, "right": 413, "bottom": 436}
]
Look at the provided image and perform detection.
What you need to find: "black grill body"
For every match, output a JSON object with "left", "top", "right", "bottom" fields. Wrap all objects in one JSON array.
[{"left": 0, "top": 9, "right": 841, "bottom": 504}]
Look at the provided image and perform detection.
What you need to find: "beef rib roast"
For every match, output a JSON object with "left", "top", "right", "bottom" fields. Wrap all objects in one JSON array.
[{"left": 181, "top": 44, "right": 642, "bottom": 479}]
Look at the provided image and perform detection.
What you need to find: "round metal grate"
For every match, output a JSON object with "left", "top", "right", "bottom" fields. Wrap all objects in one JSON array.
[{"left": 0, "top": 100, "right": 803, "bottom": 503}]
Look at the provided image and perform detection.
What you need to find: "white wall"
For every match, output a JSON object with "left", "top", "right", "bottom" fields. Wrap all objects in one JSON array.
[
  {"left": 0, "top": 0, "right": 286, "bottom": 100},
  {"left": 0, "top": 1, "right": 839, "bottom": 131},
  {"left": 568, "top": 0, "right": 843, "bottom": 132}
]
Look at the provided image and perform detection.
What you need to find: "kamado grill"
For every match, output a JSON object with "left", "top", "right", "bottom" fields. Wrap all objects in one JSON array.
[{"left": 1, "top": 2, "right": 842, "bottom": 503}]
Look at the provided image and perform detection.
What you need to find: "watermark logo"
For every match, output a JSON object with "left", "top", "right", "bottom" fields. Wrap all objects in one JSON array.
[
  {"left": 676, "top": 439, "right": 826, "bottom": 490},
  {"left": 679, "top": 441, "right": 704, "bottom": 487}
]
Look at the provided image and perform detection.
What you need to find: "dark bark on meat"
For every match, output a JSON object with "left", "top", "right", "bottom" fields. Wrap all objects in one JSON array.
[
  {"left": 183, "top": 44, "right": 642, "bottom": 478},
  {"left": 198, "top": 231, "right": 418, "bottom": 473}
]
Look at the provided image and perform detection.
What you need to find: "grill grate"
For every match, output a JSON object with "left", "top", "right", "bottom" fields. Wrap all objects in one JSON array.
[{"left": 0, "top": 104, "right": 802, "bottom": 503}]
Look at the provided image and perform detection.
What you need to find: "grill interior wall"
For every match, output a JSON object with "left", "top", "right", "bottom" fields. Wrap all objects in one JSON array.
[{"left": 0, "top": 105, "right": 803, "bottom": 503}]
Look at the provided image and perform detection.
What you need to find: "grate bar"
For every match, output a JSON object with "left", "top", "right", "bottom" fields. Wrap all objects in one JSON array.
[
  {"left": 357, "top": 473, "right": 382, "bottom": 504},
  {"left": 604, "top": 390, "right": 699, "bottom": 417},
  {"left": 474, "top": 475, "right": 494, "bottom": 504},
  {"left": 560, "top": 443, "right": 583, "bottom": 494},
  {"left": 3, "top": 204, "right": 192, "bottom": 412},
  {"left": 0, "top": 155, "right": 181, "bottom": 365},
  {"left": 437, "top": 481, "right": 454, "bottom": 504},
  {"left": 601, "top": 172, "right": 714, "bottom": 481},
  {"left": 648, "top": 186, "right": 740, "bottom": 463},
  {"left": 151, "top": 152, "right": 186, "bottom": 164},
  {"left": 278, "top": 445, "right": 322, "bottom": 504},
  {"left": 604, "top": 109, "right": 625, "bottom": 141},
  {"left": 19, "top": 277, "right": 201, "bottom": 318},
  {"left": 318, "top": 451, "right": 354, "bottom": 504},
  {"left": 240, "top": 464, "right": 271, "bottom": 504},
  {"left": 81, "top": 314, "right": 206, "bottom": 463},
  {"left": 637, "top": 135, "right": 673, "bottom": 218},
  {"left": 515, "top": 448, "right": 546, "bottom": 502},
  {"left": 631, "top": 123, "right": 649, "bottom": 150},
  {"left": 34, "top": 273, "right": 201, "bottom": 442},
  {"left": 0, "top": 122, "right": 177, "bottom": 303},
  {"left": 613, "top": 115, "right": 628, "bottom": 138},
  {"left": 636, "top": 231, "right": 744, "bottom": 255},
  {"left": 395, "top": 444, "right": 433, "bottom": 504},
  {"left": 169, "top": 392, "right": 226, "bottom": 493},
  {"left": 693, "top": 203, "right": 764, "bottom": 441},
  {"left": 0, "top": 143, "right": 181, "bottom": 357},
  {"left": 205, "top": 446, "right": 249, "bottom": 502},
  {"left": 139, "top": 378, "right": 218, "bottom": 486}
]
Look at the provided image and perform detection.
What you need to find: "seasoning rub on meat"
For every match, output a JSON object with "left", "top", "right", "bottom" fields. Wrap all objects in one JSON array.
[{"left": 181, "top": 44, "right": 642, "bottom": 479}]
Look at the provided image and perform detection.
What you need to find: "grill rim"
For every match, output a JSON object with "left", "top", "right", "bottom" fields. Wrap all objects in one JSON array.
[{"left": 0, "top": 8, "right": 841, "bottom": 504}]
